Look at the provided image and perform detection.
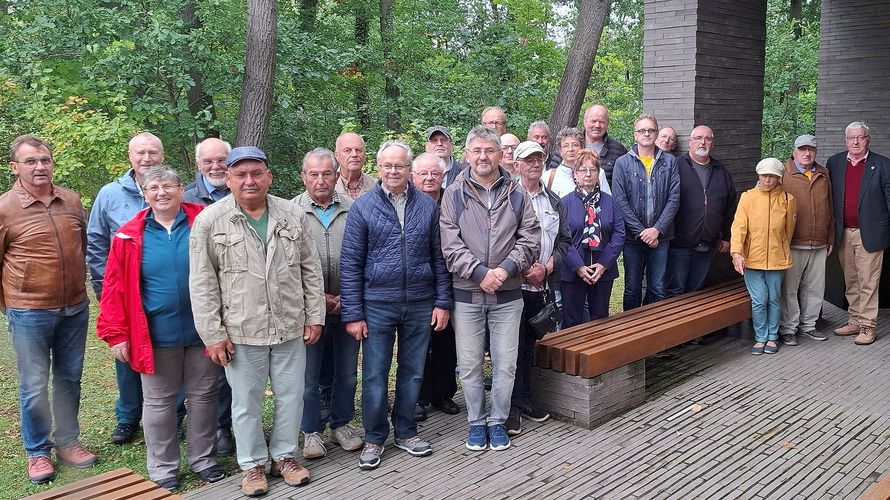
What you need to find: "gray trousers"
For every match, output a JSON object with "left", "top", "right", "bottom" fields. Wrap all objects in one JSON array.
[
  {"left": 779, "top": 248, "right": 827, "bottom": 335},
  {"left": 225, "top": 338, "right": 305, "bottom": 470},
  {"left": 452, "top": 299, "right": 523, "bottom": 426},
  {"left": 141, "top": 346, "right": 219, "bottom": 481}
]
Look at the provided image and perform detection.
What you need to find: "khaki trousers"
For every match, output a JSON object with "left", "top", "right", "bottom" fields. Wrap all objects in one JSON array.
[
  {"left": 838, "top": 228, "right": 883, "bottom": 328},
  {"left": 779, "top": 248, "right": 827, "bottom": 335}
]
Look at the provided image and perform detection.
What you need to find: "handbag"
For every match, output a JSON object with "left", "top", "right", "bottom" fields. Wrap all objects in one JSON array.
[{"left": 529, "top": 286, "right": 561, "bottom": 339}]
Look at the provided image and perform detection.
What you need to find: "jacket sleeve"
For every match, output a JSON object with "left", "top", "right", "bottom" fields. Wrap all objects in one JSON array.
[
  {"left": 785, "top": 192, "right": 798, "bottom": 248},
  {"left": 611, "top": 158, "right": 647, "bottom": 238},
  {"left": 430, "top": 205, "right": 454, "bottom": 310},
  {"left": 502, "top": 190, "right": 541, "bottom": 276},
  {"left": 297, "top": 211, "right": 326, "bottom": 326},
  {"left": 721, "top": 169, "right": 738, "bottom": 242},
  {"left": 551, "top": 196, "right": 571, "bottom": 278},
  {"left": 339, "top": 201, "right": 368, "bottom": 323},
  {"left": 653, "top": 156, "right": 681, "bottom": 236},
  {"left": 86, "top": 190, "right": 111, "bottom": 299},
  {"left": 188, "top": 213, "right": 229, "bottom": 346},
  {"left": 440, "top": 187, "right": 486, "bottom": 282},
  {"left": 602, "top": 200, "right": 625, "bottom": 271},
  {"left": 730, "top": 192, "right": 750, "bottom": 256},
  {"left": 96, "top": 235, "right": 130, "bottom": 348}
]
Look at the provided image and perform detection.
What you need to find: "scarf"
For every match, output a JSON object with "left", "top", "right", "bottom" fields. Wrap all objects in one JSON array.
[{"left": 577, "top": 185, "right": 602, "bottom": 250}]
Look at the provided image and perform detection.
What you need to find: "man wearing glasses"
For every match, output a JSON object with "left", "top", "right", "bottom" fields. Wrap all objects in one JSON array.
[
  {"left": 613, "top": 114, "right": 680, "bottom": 310},
  {"left": 340, "top": 141, "right": 453, "bottom": 470},
  {"left": 500, "top": 133, "right": 521, "bottom": 179},
  {"left": 481, "top": 106, "right": 508, "bottom": 135},
  {"left": 827, "top": 122, "right": 890, "bottom": 345},
  {"left": 666, "top": 125, "right": 736, "bottom": 298}
]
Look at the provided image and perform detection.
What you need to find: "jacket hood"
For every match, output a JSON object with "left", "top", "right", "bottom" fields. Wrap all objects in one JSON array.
[{"left": 116, "top": 202, "right": 205, "bottom": 240}]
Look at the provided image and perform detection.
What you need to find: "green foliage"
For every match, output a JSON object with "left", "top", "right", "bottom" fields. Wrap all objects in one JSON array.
[{"left": 762, "top": 0, "right": 821, "bottom": 159}]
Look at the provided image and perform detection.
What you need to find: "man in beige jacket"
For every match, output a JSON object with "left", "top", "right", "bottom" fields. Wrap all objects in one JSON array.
[{"left": 189, "top": 146, "right": 325, "bottom": 497}]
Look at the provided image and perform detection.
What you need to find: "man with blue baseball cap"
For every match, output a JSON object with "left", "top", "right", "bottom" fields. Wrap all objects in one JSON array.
[{"left": 189, "top": 146, "right": 326, "bottom": 496}]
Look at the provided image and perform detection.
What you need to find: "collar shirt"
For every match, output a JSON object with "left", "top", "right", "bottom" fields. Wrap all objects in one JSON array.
[
  {"left": 847, "top": 150, "right": 869, "bottom": 167},
  {"left": 381, "top": 184, "right": 407, "bottom": 228},
  {"left": 522, "top": 183, "right": 558, "bottom": 292},
  {"left": 201, "top": 176, "right": 230, "bottom": 202}
]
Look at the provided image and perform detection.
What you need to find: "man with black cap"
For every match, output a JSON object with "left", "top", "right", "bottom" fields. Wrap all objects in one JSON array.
[
  {"left": 425, "top": 125, "right": 464, "bottom": 189},
  {"left": 189, "top": 146, "right": 326, "bottom": 497},
  {"left": 779, "top": 134, "right": 834, "bottom": 346}
]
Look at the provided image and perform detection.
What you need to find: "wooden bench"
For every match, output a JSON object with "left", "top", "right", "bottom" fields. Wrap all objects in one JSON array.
[
  {"left": 25, "top": 468, "right": 181, "bottom": 500},
  {"left": 530, "top": 279, "right": 751, "bottom": 428},
  {"left": 862, "top": 471, "right": 890, "bottom": 500}
]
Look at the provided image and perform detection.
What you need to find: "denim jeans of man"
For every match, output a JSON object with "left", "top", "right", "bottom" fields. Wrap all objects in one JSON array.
[
  {"left": 623, "top": 240, "right": 669, "bottom": 311},
  {"left": 511, "top": 290, "right": 544, "bottom": 412},
  {"left": 9, "top": 301, "right": 89, "bottom": 457},
  {"left": 744, "top": 269, "right": 783, "bottom": 343},
  {"left": 452, "top": 298, "right": 523, "bottom": 426},
  {"left": 302, "top": 314, "right": 360, "bottom": 434},
  {"left": 361, "top": 300, "right": 433, "bottom": 445},
  {"left": 666, "top": 245, "right": 717, "bottom": 298}
]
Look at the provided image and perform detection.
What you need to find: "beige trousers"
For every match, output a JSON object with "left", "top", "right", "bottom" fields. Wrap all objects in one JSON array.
[{"left": 838, "top": 228, "right": 884, "bottom": 328}]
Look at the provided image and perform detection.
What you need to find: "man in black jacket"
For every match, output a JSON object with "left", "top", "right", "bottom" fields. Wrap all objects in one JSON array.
[
  {"left": 827, "top": 121, "right": 890, "bottom": 345},
  {"left": 583, "top": 104, "right": 627, "bottom": 185},
  {"left": 666, "top": 125, "right": 736, "bottom": 297}
]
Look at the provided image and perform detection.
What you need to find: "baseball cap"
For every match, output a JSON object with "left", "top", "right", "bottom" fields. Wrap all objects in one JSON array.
[
  {"left": 513, "top": 141, "right": 546, "bottom": 160},
  {"left": 426, "top": 126, "right": 452, "bottom": 142},
  {"left": 226, "top": 146, "right": 268, "bottom": 168},
  {"left": 794, "top": 134, "right": 817, "bottom": 149}
]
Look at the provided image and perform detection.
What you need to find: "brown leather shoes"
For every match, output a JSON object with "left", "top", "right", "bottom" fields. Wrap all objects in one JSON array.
[
  {"left": 270, "top": 457, "right": 310, "bottom": 486},
  {"left": 834, "top": 323, "right": 860, "bottom": 336},
  {"left": 854, "top": 327, "right": 876, "bottom": 345},
  {"left": 241, "top": 465, "right": 268, "bottom": 497}
]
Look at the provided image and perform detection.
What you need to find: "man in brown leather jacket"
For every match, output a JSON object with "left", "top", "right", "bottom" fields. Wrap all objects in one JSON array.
[{"left": 1, "top": 135, "right": 96, "bottom": 484}]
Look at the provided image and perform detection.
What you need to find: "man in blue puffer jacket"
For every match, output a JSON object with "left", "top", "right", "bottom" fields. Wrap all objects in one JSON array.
[{"left": 340, "top": 140, "right": 453, "bottom": 471}]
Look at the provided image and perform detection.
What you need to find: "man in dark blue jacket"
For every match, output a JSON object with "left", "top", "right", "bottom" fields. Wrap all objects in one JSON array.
[
  {"left": 666, "top": 125, "right": 736, "bottom": 297},
  {"left": 340, "top": 140, "right": 453, "bottom": 470}
]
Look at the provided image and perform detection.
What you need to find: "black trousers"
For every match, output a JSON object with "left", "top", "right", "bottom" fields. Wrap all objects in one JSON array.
[{"left": 419, "top": 321, "right": 458, "bottom": 404}]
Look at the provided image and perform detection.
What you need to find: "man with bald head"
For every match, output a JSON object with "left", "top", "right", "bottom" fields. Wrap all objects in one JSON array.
[
  {"left": 499, "top": 133, "right": 521, "bottom": 178},
  {"left": 334, "top": 132, "right": 375, "bottom": 200},
  {"left": 184, "top": 138, "right": 232, "bottom": 204},
  {"left": 481, "top": 106, "right": 508, "bottom": 136},
  {"left": 583, "top": 104, "right": 627, "bottom": 184},
  {"left": 88, "top": 132, "right": 175, "bottom": 445},
  {"left": 656, "top": 127, "right": 678, "bottom": 154},
  {"left": 666, "top": 125, "right": 736, "bottom": 298}
]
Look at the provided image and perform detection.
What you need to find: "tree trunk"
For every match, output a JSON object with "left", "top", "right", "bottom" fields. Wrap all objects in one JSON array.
[
  {"left": 181, "top": 2, "right": 218, "bottom": 142},
  {"left": 549, "top": 0, "right": 611, "bottom": 133},
  {"left": 299, "top": 0, "right": 319, "bottom": 32},
  {"left": 236, "top": 0, "right": 277, "bottom": 148},
  {"left": 354, "top": 1, "right": 371, "bottom": 131},
  {"left": 790, "top": 0, "right": 802, "bottom": 39},
  {"left": 379, "top": 0, "right": 400, "bottom": 131}
]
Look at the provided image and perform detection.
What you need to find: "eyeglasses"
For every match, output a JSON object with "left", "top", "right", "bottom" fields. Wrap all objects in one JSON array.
[
  {"left": 635, "top": 128, "right": 657, "bottom": 135},
  {"left": 414, "top": 171, "right": 442, "bottom": 178},
  {"left": 229, "top": 169, "right": 268, "bottom": 180},
  {"left": 14, "top": 157, "right": 54, "bottom": 167},
  {"left": 201, "top": 158, "right": 228, "bottom": 167},
  {"left": 380, "top": 164, "right": 410, "bottom": 172},
  {"left": 467, "top": 148, "right": 498, "bottom": 156},
  {"left": 483, "top": 120, "right": 506, "bottom": 127},
  {"left": 846, "top": 135, "right": 869, "bottom": 142},
  {"left": 502, "top": 144, "right": 518, "bottom": 151},
  {"left": 144, "top": 183, "right": 181, "bottom": 194},
  {"left": 690, "top": 136, "right": 714, "bottom": 143}
]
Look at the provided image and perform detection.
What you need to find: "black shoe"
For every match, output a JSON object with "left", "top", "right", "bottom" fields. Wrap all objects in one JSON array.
[
  {"left": 156, "top": 477, "right": 180, "bottom": 491},
  {"left": 196, "top": 464, "right": 226, "bottom": 483},
  {"left": 412, "top": 403, "right": 428, "bottom": 422},
  {"left": 435, "top": 398, "right": 460, "bottom": 415},
  {"left": 780, "top": 333, "right": 798, "bottom": 346},
  {"left": 802, "top": 330, "right": 828, "bottom": 341},
  {"left": 216, "top": 427, "right": 234, "bottom": 456},
  {"left": 111, "top": 423, "right": 137, "bottom": 445},
  {"left": 506, "top": 409, "right": 522, "bottom": 436},
  {"left": 522, "top": 405, "right": 550, "bottom": 423}
]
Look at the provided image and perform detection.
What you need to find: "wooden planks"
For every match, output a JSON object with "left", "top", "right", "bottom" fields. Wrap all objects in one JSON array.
[
  {"left": 535, "top": 279, "right": 751, "bottom": 377},
  {"left": 25, "top": 468, "right": 181, "bottom": 500},
  {"left": 861, "top": 472, "right": 890, "bottom": 500}
]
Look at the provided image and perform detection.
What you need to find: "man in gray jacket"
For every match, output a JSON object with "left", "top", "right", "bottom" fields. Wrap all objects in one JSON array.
[
  {"left": 440, "top": 126, "right": 540, "bottom": 453},
  {"left": 189, "top": 146, "right": 325, "bottom": 497}
]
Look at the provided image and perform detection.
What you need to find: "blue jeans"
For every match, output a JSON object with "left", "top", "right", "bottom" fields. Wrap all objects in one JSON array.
[
  {"left": 361, "top": 300, "right": 433, "bottom": 445},
  {"left": 744, "top": 269, "right": 784, "bottom": 342},
  {"left": 623, "top": 240, "right": 669, "bottom": 311},
  {"left": 302, "top": 315, "right": 360, "bottom": 433},
  {"left": 666, "top": 246, "right": 717, "bottom": 298},
  {"left": 8, "top": 301, "right": 89, "bottom": 457}
]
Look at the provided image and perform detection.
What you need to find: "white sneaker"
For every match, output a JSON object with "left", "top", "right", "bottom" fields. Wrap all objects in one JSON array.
[
  {"left": 331, "top": 424, "right": 364, "bottom": 451},
  {"left": 302, "top": 432, "right": 326, "bottom": 459}
]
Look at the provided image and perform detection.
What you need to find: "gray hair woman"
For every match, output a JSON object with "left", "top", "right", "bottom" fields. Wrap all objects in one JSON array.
[{"left": 97, "top": 166, "right": 224, "bottom": 490}]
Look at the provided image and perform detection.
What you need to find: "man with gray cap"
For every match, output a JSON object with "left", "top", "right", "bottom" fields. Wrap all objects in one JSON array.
[
  {"left": 189, "top": 146, "right": 325, "bottom": 496},
  {"left": 425, "top": 126, "right": 464, "bottom": 188},
  {"left": 779, "top": 135, "right": 834, "bottom": 346}
]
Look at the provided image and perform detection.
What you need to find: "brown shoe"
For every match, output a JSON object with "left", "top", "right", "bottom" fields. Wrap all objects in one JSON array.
[
  {"left": 240, "top": 465, "right": 268, "bottom": 497},
  {"left": 57, "top": 442, "right": 97, "bottom": 468},
  {"left": 28, "top": 455, "right": 55, "bottom": 484},
  {"left": 834, "top": 323, "right": 860, "bottom": 336},
  {"left": 270, "top": 457, "right": 310, "bottom": 486},
  {"left": 854, "top": 327, "right": 876, "bottom": 345}
]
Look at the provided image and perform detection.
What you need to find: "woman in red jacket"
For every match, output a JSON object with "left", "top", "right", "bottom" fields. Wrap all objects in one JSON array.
[{"left": 97, "top": 166, "right": 224, "bottom": 490}]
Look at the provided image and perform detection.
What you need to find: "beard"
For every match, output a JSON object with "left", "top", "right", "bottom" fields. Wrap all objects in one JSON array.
[{"left": 207, "top": 175, "right": 228, "bottom": 188}]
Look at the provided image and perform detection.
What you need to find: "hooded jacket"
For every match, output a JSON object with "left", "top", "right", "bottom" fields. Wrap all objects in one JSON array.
[{"left": 731, "top": 187, "right": 797, "bottom": 270}]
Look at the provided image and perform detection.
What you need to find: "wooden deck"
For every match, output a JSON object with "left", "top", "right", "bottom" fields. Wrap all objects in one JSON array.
[{"left": 187, "top": 302, "right": 890, "bottom": 499}]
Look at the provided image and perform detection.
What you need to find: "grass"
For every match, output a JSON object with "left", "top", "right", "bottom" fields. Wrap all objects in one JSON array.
[{"left": 0, "top": 274, "right": 625, "bottom": 499}]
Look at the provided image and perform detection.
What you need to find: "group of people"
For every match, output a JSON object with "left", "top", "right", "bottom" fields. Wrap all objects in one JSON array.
[{"left": 3, "top": 102, "right": 889, "bottom": 497}]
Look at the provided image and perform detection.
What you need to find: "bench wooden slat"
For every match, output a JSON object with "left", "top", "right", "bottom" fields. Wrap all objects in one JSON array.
[
  {"left": 25, "top": 467, "right": 181, "bottom": 500},
  {"left": 862, "top": 471, "right": 890, "bottom": 500}
]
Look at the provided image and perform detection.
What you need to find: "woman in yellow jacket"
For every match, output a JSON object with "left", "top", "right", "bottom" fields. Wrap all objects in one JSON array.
[{"left": 731, "top": 158, "right": 797, "bottom": 355}]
